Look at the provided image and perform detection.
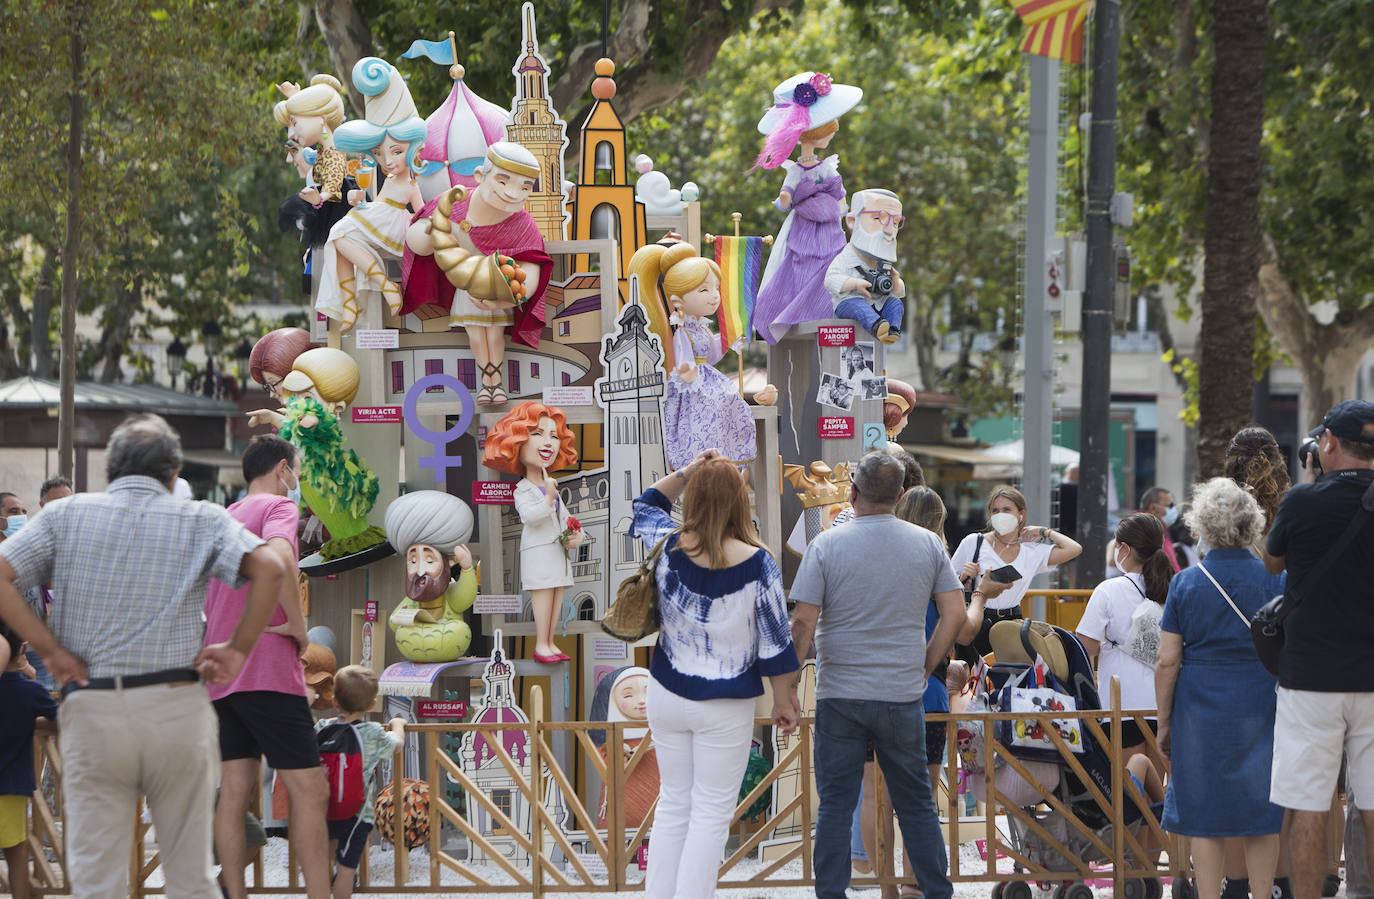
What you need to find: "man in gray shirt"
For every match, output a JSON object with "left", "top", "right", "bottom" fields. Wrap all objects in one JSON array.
[{"left": 789, "top": 451, "right": 964, "bottom": 899}]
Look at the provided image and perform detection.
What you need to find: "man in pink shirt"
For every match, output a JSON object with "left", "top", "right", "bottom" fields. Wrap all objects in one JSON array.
[{"left": 206, "top": 435, "right": 330, "bottom": 899}]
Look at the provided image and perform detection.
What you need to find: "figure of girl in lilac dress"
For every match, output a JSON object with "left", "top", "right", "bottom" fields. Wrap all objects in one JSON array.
[
  {"left": 629, "top": 242, "right": 757, "bottom": 470},
  {"left": 752, "top": 71, "right": 864, "bottom": 345}
]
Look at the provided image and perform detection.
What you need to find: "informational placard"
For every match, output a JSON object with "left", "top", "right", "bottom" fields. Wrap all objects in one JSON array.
[
  {"left": 637, "top": 843, "right": 650, "bottom": 871},
  {"left": 474, "top": 594, "right": 523, "bottom": 615},
  {"left": 572, "top": 853, "right": 609, "bottom": 877},
  {"left": 415, "top": 700, "right": 469, "bottom": 719},
  {"left": 592, "top": 638, "right": 628, "bottom": 660},
  {"left": 862, "top": 422, "right": 887, "bottom": 452},
  {"left": 473, "top": 481, "right": 516, "bottom": 505},
  {"left": 817, "top": 324, "right": 856, "bottom": 347},
  {"left": 364, "top": 599, "right": 378, "bottom": 622},
  {"left": 352, "top": 406, "right": 403, "bottom": 424},
  {"left": 818, "top": 416, "right": 855, "bottom": 439},
  {"left": 353, "top": 329, "right": 399, "bottom": 349},
  {"left": 542, "top": 386, "right": 594, "bottom": 407}
]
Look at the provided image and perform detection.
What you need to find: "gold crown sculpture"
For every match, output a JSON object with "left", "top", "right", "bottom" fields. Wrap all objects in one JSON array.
[{"left": 783, "top": 460, "right": 851, "bottom": 510}]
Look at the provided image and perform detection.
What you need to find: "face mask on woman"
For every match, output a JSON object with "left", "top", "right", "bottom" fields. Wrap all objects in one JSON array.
[{"left": 988, "top": 512, "right": 1020, "bottom": 536}]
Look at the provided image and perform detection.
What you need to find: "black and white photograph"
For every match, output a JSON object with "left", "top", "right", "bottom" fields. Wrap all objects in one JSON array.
[
  {"left": 840, "top": 341, "right": 876, "bottom": 381},
  {"left": 819, "top": 372, "right": 855, "bottom": 411},
  {"left": 860, "top": 376, "right": 887, "bottom": 401}
]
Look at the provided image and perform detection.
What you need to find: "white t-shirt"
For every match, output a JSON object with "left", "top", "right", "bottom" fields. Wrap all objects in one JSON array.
[
  {"left": 1075, "top": 573, "right": 1157, "bottom": 711},
  {"left": 949, "top": 532, "right": 1056, "bottom": 611}
]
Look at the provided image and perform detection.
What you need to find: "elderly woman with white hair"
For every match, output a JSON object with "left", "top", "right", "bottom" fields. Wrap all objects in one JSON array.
[{"left": 1156, "top": 478, "right": 1287, "bottom": 899}]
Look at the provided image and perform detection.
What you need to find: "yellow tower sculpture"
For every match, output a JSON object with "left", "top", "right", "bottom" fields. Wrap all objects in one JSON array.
[
  {"left": 569, "top": 59, "right": 649, "bottom": 303},
  {"left": 506, "top": 2, "right": 569, "bottom": 244}
]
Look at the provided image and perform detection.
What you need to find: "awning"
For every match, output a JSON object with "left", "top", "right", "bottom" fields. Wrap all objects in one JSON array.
[
  {"left": 181, "top": 449, "right": 242, "bottom": 469},
  {"left": 906, "top": 444, "right": 1016, "bottom": 467}
]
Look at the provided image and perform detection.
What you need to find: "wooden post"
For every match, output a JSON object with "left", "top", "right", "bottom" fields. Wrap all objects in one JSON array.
[
  {"left": 530, "top": 686, "right": 545, "bottom": 899},
  {"left": 800, "top": 718, "right": 814, "bottom": 881},
  {"left": 394, "top": 736, "right": 408, "bottom": 887},
  {"left": 429, "top": 736, "right": 440, "bottom": 887},
  {"left": 1111, "top": 676, "right": 1125, "bottom": 898}
]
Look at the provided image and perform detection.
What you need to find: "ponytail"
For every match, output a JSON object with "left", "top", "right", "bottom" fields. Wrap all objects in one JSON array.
[{"left": 1114, "top": 511, "right": 1174, "bottom": 606}]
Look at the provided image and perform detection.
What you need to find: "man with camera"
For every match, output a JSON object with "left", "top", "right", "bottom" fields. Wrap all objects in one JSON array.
[
  {"left": 824, "top": 188, "right": 905, "bottom": 345},
  {"left": 1264, "top": 400, "right": 1374, "bottom": 899}
]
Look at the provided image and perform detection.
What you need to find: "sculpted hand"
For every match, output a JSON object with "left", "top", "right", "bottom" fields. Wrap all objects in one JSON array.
[
  {"left": 542, "top": 468, "right": 558, "bottom": 502},
  {"left": 451, "top": 545, "right": 473, "bottom": 570},
  {"left": 43, "top": 645, "right": 88, "bottom": 689},
  {"left": 676, "top": 361, "right": 697, "bottom": 383},
  {"left": 298, "top": 187, "right": 323, "bottom": 206},
  {"left": 843, "top": 277, "right": 873, "bottom": 299},
  {"left": 247, "top": 409, "right": 285, "bottom": 429},
  {"left": 195, "top": 643, "right": 249, "bottom": 685},
  {"left": 348, "top": 189, "right": 367, "bottom": 206},
  {"left": 565, "top": 529, "right": 586, "bottom": 550}
]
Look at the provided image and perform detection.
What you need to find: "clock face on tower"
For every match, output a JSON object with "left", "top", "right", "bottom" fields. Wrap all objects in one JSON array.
[{"left": 620, "top": 358, "right": 633, "bottom": 379}]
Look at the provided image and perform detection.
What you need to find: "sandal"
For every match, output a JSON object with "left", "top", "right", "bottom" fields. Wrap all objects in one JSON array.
[
  {"left": 475, "top": 384, "right": 496, "bottom": 406},
  {"left": 479, "top": 361, "right": 506, "bottom": 405},
  {"left": 380, "top": 278, "right": 403, "bottom": 315},
  {"left": 338, "top": 278, "right": 358, "bottom": 332}
]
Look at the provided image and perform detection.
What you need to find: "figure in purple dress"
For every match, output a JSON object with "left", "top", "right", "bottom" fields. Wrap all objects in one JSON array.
[
  {"left": 629, "top": 242, "right": 757, "bottom": 469},
  {"left": 752, "top": 72, "right": 864, "bottom": 345}
]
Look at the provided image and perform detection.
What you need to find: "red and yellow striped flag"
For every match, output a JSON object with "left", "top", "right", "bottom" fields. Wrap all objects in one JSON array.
[
  {"left": 1013, "top": 0, "right": 1091, "bottom": 64},
  {"left": 713, "top": 236, "right": 764, "bottom": 354}
]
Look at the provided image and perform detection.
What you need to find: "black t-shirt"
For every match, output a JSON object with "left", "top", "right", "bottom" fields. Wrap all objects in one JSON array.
[{"left": 1266, "top": 468, "right": 1374, "bottom": 691}]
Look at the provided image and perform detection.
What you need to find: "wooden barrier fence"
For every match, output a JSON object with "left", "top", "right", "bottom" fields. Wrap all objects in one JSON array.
[{"left": 3, "top": 681, "right": 1188, "bottom": 896}]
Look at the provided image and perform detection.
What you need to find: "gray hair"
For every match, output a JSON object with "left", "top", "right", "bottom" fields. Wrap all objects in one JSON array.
[
  {"left": 853, "top": 449, "right": 905, "bottom": 507},
  {"left": 39, "top": 476, "right": 72, "bottom": 501},
  {"left": 105, "top": 414, "right": 183, "bottom": 486},
  {"left": 1184, "top": 477, "right": 1264, "bottom": 550},
  {"left": 848, "top": 188, "right": 899, "bottom": 218}
]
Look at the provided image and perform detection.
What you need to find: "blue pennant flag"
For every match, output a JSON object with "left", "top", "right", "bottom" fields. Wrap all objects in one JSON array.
[{"left": 402, "top": 37, "right": 454, "bottom": 66}]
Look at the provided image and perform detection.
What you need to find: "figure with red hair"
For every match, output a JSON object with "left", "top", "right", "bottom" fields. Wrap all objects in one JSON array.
[{"left": 481, "top": 402, "right": 581, "bottom": 662}]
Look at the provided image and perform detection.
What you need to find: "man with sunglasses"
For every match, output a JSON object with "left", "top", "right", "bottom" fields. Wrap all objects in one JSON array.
[{"left": 824, "top": 188, "right": 906, "bottom": 345}]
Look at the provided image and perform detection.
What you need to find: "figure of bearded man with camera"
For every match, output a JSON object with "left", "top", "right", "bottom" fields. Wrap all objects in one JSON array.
[{"left": 824, "top": 188, "right": 906, "bottom": 345}]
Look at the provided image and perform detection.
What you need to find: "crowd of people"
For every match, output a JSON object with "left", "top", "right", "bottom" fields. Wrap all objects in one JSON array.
[{"left": 1, "top": 400, "right": 1372, "bottom": 899}]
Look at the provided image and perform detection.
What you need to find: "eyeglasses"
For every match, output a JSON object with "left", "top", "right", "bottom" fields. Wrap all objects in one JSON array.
[{"left": 863, "top": 210, "right": 906, "bottom": 230}]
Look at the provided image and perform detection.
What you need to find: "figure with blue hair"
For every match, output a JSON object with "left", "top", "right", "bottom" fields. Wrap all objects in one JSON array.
[{"left": 315, "top": 57, "right": 426, "bottom": 333}]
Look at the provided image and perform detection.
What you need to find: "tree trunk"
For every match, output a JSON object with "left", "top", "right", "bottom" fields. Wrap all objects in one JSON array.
[
  {"left": 912, "top": 290, "right": 938, "bottom": 392},
  {"left": 313, "top": 0, "right": 371, "bottom": 115},
  {"left": 58, "top": 0, "right": 86, "bottom": 481},
  {"left": 97, "top": 280, "right": 139, "bottom": 383},
  {"left": 1255, "top": 236, "right": 1374, "bottom": 431},
  {"left": 1196, "top": 0, "right": 1267, "bottom": 478},
  {"left": 31, "top": 253, "right": 58, "bottom": 379}
]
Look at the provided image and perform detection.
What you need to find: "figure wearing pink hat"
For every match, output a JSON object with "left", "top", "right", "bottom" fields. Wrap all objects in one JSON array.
[{"left": 752, "top": 72, "right": 863, "bottom": 344}]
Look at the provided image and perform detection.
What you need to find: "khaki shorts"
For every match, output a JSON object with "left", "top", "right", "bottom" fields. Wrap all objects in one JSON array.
[{"left": 1271, "top": 687, "right": 1374, "bottom": 811}]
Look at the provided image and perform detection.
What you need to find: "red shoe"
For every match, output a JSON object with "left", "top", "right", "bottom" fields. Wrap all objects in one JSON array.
[
  {"left": 533, "top": 652, "right": 564, "bottom": 664},
  {"left": 555, "top": 652, "right": 571, "bottom": 661}
]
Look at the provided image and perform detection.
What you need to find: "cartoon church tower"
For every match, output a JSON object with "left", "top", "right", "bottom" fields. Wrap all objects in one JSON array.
[
  {"left": 461, "top": 635, "right": 533, "bottom": 864},
  {"left": 596, "top": 279, "right": 668, "bottom": 587},
  {"left": 569, "top": 58, "right": 650, "bottom": 302},
  {"left": 506, "top": 1, "right": 569, "bottom": 243}
]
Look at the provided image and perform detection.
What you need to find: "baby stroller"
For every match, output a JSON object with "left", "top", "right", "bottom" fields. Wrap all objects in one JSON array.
[{"left": 973, "top": 620, "right": 1164, "bottom": 899}]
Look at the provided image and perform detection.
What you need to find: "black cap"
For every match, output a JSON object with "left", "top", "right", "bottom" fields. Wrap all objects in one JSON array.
[{"left": 1310, "top": 400, "right": 1374, "bottom": 444}]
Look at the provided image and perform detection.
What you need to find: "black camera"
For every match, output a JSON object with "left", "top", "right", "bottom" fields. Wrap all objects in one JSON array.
[
  {"left": 856, "top": 264, "right": 894, "bottom": 297},
  {"left": 1299, "top": 436, "right": 1322, "bottom": 475}
]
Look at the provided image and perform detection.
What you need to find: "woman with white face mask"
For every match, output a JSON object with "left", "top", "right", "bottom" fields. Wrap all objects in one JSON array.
[{"left": 949, "top": 485, "right": 1084, "bottom": 657}]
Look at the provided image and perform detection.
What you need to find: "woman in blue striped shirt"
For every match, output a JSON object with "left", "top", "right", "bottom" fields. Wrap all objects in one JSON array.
[{"left": 631, "top": 449, "right": 800, "bottom": 899}]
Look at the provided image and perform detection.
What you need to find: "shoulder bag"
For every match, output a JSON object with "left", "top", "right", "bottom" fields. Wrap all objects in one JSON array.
[
  {"left": 1249, "top": 478, "right": 1374, "bottom": 675},
  {"left": 601, "top": 532, "right": 673, "bottom": 642}
]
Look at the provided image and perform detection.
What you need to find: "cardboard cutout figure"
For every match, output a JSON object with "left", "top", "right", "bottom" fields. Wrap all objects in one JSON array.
[
  {"left": 752, "top": 72, "right": 863, "bottom": 344},
  {"left": 588, "top": 666, "right": 658, "bottom": 828},
  {"left": 824, "top": 188, "right": 906, "bottom": 344},
  {"left": 385, "top": 490, "right": 478, "bottom": 661},
  {"left": 628, "top": 242, "right": 756, "bottom": 469},
  {"left": 314, "top": 58, "right": 427, "bottom": 332},
  {"left": 403, "top": 142, "right": 552, "bottom": 405},
  {"left": 481, "top": 402, "right": 580, "bottom": 661}
]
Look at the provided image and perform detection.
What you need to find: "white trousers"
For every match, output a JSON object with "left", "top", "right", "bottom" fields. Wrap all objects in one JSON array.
[
  {"left": 60, "top": 682, "right": 221, "bottom": 898},
  {"left": 644, "top": 678, "right": 755, "bottom": 899}
]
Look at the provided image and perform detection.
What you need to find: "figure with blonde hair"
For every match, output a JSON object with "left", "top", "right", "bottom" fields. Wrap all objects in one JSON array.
[
  {"left": 481, "top": 402, "right": 581, "bottom": 662},
  {"left": 752, "top": 72, "right": 863, "bottom": 344},
  {"left": 629, "top": 242, "right": 756, "bottom": 470},
  {"left": 274, "top": 74, "right": 348, "bottom": 208},
  {"left": 314, "top": 58, "right": 427, "bottom": 332}
]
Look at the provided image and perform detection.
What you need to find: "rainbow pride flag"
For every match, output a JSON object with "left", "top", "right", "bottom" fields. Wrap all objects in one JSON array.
[{"left": 713, "top": 235, "right": 764, "bottom": 354}]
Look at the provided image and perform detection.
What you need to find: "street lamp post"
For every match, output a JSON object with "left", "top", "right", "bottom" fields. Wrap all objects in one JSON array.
[
  {"left": 166, "top": 337, "right": 187, "bottom": 390},
  {"left": 200, "top": 320, "right": 222, "bottom": 398},
  {"left": 233, "top": 338, "right": 253, "bottom": 384}
]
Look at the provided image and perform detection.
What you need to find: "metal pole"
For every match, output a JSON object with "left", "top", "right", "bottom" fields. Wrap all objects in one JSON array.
[
  {"left": 58, "top": 0, "right": 85, "bottom": 480},
  {"left": 1077, "top": 0, "right": 1122, "bottom": 587},
  {"left": 1023, "top": 55, "right": 1059, "bottom": 620}
]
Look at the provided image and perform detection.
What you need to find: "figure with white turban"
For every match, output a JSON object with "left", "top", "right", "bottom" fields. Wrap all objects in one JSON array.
[{"left": 385, "top": 491, "right": 477, "bottom": 662}]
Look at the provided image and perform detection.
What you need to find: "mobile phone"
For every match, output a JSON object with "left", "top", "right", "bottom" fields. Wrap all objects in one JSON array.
[{"left": 988, "top": 564, "right": 1021, "bottom": 584}]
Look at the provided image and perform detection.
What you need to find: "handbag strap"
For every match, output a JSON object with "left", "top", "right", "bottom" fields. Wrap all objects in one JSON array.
[
  {"left": 1197, "top": 563, "right": 1252, "bottom": 629},
  {"left": 1276, "top": 476, "right": 1374, "bottom": 621}
]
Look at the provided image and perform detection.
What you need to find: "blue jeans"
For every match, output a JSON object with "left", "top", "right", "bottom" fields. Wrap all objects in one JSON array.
[
  {"left": 814, "top": 698, "right": 951, "bottom": 899},
  {"left": 834, "top": 295, "right": 903, "bottom": 337}
]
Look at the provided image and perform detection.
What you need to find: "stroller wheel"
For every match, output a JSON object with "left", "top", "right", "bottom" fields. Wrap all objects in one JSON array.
[
  {"left": 992, "top": 883, "right": 1007, "bottom": 899},
  {"left": 1172, "top": 878, "right": 1197, "bottom": 899},
  {"left": 1065, "top": 884, "right": 1095, "bottom": 899},
  {"left": 1005, "top": 881, "right": 1034, "bottom": 899},
  {"left": 1144, "top": 878, "right": 1164, "bottom": 899},
  {"left": 1124, "top": 879, "right": 1154, "bottom": 899}
]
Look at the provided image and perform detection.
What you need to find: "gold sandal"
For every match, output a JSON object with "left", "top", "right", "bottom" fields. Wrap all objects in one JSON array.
[
  {"left": 381, "top": 278, "right": 403, "bottom": 315},
  {"left": 338, "top": 278, "right": 358, "bottom": 332}
]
